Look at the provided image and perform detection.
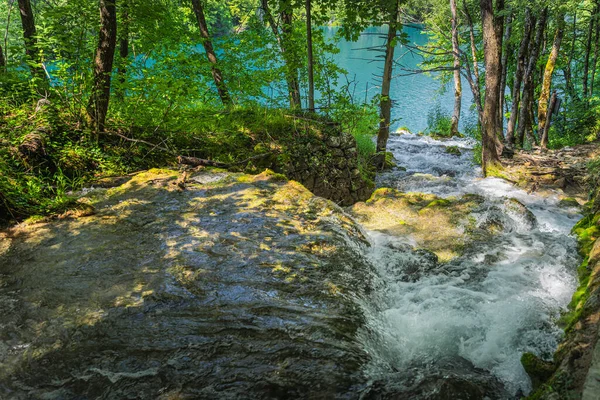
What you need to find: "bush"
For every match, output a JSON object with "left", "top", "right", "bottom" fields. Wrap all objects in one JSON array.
[
  {"left": 426, "top": 103, "right": 454, "bottom": 138},
  {"left": 0, "top": 101, "right": 376, "bottom": 223},
  {"left": 549, "top": 99, "right": 600, "bottom": 149}
]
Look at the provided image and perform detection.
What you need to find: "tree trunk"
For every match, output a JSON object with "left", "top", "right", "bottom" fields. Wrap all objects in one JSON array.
[
  {"left": 17, "top": 0, "right": 45, "bottom": 80},
  {"left": 517, "top": 7, "right": 547, "bottom": 148},
  {"left": 506, "top": 9, "right": 533, "bottom": 146},
  {"left": 191, "top": 0, "right": 231, "bottom": 106},
  {"left": 497, "top": 12, "right": 512, "bottom": 139},
  {"left": 376, "top": 0, "right": 401, "bottom": 158},
  {"left": 541, "top": 90, "right": 558, "bottom": 146},
  {"left": 450, "top": 0, "right": 462, "bottom": 136},
  {"left": 480, "top": 0, "right": 503, "bottom": 175},
  {"left": 87, "top": 0, "right": 118, "bottom": 133},
  {"left": 565, "top": 12, "right": 579, "bottom": 102},
  {"left": 0, "top": 43, "right": 5, "bottom": 71},
  {"left": 584, "top": 9, "right": 595, "bottom": 97},
  {"left": 261, "top": 0, "right": 300, "bottom": 108},
  {"left": 539, "top": 15, "right": 565, "bottom": 149},
  {"left": 463, "top": 0, "right": 483, "bottom": 123},
  {"left": 116, "top": 0, "right": 129, "bottom": 100},
  {"left": 306, "top": 0, "right": 315, "bottom": 112},
  {"left": 280, "top": 10, "right": 302, "bottom": 108}
]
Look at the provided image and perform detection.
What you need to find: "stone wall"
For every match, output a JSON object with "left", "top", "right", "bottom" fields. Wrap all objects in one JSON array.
[{"left": 282, "top": 131, "right": 374, "bottom": 206}]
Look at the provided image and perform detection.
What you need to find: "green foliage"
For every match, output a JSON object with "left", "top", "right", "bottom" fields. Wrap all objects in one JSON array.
[
  {"left": 426, "top": 103, "right": 455, "bottom": 138},
  {"left": 548, "top": 99, "right": 600, "bottom": 149}
]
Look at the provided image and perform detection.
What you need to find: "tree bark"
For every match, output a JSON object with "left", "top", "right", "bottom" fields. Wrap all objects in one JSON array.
[
  {"left": 191, "top": 0, "right": 231, "bottom": 106},
  {"left": 0, "top": 43, "right": 5, "bottom": 71},
  {"left": 87, "top": 0, "right": 118, "bottom": 133},
  {"left": 517, "top": 7, "right": 547, "bottom": 148},
  {"left": 280, "top": 9, "right": 302, "bottom": 108},
  {"left": 480, "top": 0, "right": 503, "bottom": 175},
  {"left": 539, "top": 15, "right": 565, "bottom": 149},
  {"left": 261, "top": 0, "right": 301, "bottom": 108},
  {"left": 541, "top": 90, "right": 558, "bottom": 146},
  {"left": 306, "top": 0, "right": 315, "bottom": 112},
  {"left": 376, "top": 0, "right": 401, "bottom": 158},
  {"left": 462, "top": 0, "right": 483, "bottom": 123},
  {"left": 506, "top": 9, "right": 533, "bottom": 146},
  {"left": 564, "top": 12, "right": 579, "bottom": 103},
  {"left": 480, "top": 0, "right": 507, "bottom": 172},
  {"left": 497, "top": 12, "right": 512, "bottom": 139},
  {"left": 450, "top": 0, "right": 462, "bottom": 136},
  {"left": 17, "top": 0, "right": 45, "bottom": 80}
]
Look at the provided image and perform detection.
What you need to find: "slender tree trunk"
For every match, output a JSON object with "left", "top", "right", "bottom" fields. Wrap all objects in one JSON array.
[
  {"left": 497, "top": 12, "right": 512, "bottom": 139},
  {"left": 116, "top": 0, "right": 129, "bottom": 100},
  {"left": 17, "top": 0, "right": 45, "bottom": 80},
  {"left": 261, "top": 0, "right": 300, "bottom": 108},
  {"left": 463, "top": 0, "right": 483, "bottom": 123},
  {"left": 306, "top": 0, "right": 315, "bottom": 112},
  {"left": 539, "top": 15, "right": 565, "bottom": 149},
  {"left": 541, "top": 90, "right": 558, "bottom": 146},
  {"left": 584, "top": 9, "right": 595, "bottom": 97},
  {"left": 280, "top": 10, "right": 302, "bottom": 107},
  {"left": 4, "top": 0, "right": 15, "bottom": 72},
  {"left": 0, "top": 44, "right": 5, "bottom": 71},
  {"left": 87, "top": 0, "right": 118, "bottom": 133},
  {"left": 527, "top": 83, "right": 537, "bottom": 145},
  {"left": 517, "top": 7, "right": 547, "bottom": 148},
  {"left": 480, "top": 0, "right": 503, "bottom": 175},
  {"left": 564, "top": 13, "right": 579, "bottom": 102},
  {"left": 376, "top": 0, "right": 401, "bottom": 158},
  {"left": 506, "top": 9, "right": 533, "bottom": 146},
  {"left": 450, "top": 0, "right": 462, "bottom": 136},
  {"left": 191, "top": 0, "right": 231, "bottom": 106}
]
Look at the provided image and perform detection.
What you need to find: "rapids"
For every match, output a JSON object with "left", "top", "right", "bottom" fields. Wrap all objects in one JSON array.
[{"left": 360, "top": 133, "right": 581, "bottom": 397}]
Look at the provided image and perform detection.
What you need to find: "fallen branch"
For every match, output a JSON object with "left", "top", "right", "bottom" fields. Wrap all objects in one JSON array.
[
  {"left": 107, "top": 131, "right": 274, "bottom": 169},
  {"left": 178, "top": 153, "right": 272, "bottom": 168}
]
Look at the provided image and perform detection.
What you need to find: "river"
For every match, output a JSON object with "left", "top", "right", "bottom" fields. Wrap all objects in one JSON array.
[{"left": 357, "top": 133, "right": 581, "bottom": 397}]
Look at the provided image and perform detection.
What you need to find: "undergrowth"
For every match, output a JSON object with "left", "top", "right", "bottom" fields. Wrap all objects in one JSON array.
[{"left": 0, "top": 80, "right": 376, "bottom": 223}]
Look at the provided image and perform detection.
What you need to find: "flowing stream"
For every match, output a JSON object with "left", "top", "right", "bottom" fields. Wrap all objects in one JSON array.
[{"left": 359, "top": 133, "right": 581, "bottom": 398}]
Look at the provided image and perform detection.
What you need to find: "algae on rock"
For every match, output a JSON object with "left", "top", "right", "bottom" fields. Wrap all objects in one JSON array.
[
  {"left": 0, "top": 168, "right": 376, "bottom": 399},
  {"left": 350, "top": 188, "right": 491, "bottom": 262}
]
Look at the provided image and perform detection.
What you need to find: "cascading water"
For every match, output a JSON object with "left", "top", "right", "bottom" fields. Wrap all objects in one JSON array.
[{"left": 360, "top": 133, "right": 581, "bottom": 398}]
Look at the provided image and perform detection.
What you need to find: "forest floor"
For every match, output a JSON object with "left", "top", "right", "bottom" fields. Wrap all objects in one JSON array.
[{"left": 501, "top": 142, "right": 600, "bottom": 202}]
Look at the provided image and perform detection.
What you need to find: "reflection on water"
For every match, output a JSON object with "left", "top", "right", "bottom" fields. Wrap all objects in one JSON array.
[{"left": 324, "top": 26, "right": 474, "bottom": 133}]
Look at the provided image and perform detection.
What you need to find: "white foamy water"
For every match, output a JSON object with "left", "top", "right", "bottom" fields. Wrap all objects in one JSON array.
[{"left": 363, "top": 133, "right": 581, "bottom": 397}]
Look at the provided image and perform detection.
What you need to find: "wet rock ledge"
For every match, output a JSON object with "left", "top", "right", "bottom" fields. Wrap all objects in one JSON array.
[{"left": 0, "top": 169, "right": 375, "bottom": 399}]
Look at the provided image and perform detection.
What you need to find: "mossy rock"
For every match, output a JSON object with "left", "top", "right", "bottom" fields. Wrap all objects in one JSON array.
[
  {"left": 351, "top": 189, "right": 488, "bottom": 262},
  {"left": 558, "top": 197, "right": 581, "bottom": 208},
  {"left": 445, "top": 146, "right": 462, "bottom": 156},
  {"left": 521, "top": 352, "right": 555, "bottom": 390}
]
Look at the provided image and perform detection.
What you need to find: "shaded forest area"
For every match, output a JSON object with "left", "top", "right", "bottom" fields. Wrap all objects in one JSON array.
[{"left": 1, "top": 0, "right": 599, "bottom": 222}]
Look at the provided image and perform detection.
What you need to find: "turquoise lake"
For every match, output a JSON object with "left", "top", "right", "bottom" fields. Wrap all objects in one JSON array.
[{"left": 324, "top": 25, "right": 475, "bottom": 133}]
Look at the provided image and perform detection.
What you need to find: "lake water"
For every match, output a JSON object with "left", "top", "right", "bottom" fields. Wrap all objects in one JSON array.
[{"left": 324, "top": 25, "right": 474, "bottom": 133}]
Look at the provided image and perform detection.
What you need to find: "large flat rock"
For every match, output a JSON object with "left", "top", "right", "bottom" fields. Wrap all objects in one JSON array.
[{"left": 0, "top": 169, "right": 374, "bottom": 399}]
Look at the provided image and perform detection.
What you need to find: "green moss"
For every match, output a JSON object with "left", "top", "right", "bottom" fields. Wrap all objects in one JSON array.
[
  {"left": 23, "top": 215, "right": 47, "bottom": 225},
  {"left": 486, "top": 164, "right": 510, "bottom": 180},
  {"left": 425, "top": 199, "right": 452, "bottom": 208},
  {"left": 521, "top": 352, "right": 555, "bottom": 389},
  {"left": 557, "top": 214, "right": 598, "bottom": 331},
  {"left": 558, "top": 197, "right": 580, "bottom": 208},
  {"left": 445, "top": 146, "right": 462, "bottom": 156}
]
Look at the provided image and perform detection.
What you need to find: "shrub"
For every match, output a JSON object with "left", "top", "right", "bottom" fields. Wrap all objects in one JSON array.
[{"left": 426, "top": 103, "right": 454, "bottom": 138}]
